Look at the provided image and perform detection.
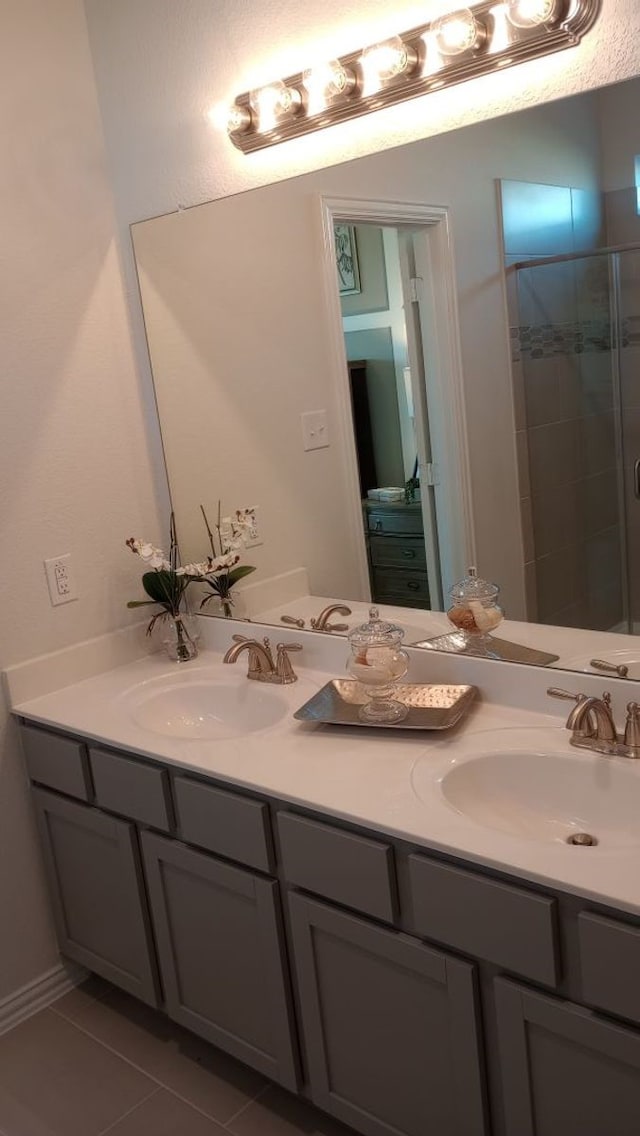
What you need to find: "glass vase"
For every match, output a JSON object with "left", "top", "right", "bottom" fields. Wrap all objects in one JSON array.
[{"left": 162, "top": 613, "right": 200, "bottom": 662}]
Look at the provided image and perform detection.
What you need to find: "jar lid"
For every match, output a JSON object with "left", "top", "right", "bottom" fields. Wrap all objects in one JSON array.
[
  {"left": 449, "top": 566, "right": 499, "bottom": 604},
  {"left": 348, "top": 606, "right": 405, "bottom": 648}
]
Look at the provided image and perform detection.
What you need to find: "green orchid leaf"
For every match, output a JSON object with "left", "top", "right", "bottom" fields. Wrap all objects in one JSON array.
[
  {"left": 141, "top": 569, "right": 185, "bottom": 607},
  {"left": 227, "top": 565, "right": 256, "bottom": 585},
  {"left": 127, "top": 600, "right": 159, "bottom": 609}
]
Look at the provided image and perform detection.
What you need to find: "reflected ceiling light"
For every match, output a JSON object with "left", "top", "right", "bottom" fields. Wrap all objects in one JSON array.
[
  {"left": 433, "top": 8, "right": 487, "bottom": 56},
  {"left": 227, "top": 0, "right": 601, "bottom": 153},
  {"left": 505, "top": 0, "right": 562, "bottom": 27}
]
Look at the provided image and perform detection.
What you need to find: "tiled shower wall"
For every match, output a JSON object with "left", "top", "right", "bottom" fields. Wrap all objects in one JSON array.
[{"left": 502, "top": 178, "right": 637, "bottom": 631}]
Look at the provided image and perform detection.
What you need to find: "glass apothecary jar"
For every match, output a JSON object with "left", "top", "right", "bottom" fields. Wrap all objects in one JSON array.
[
  {"left": 347, "top": 607, "right": 409, "bottom": 723},
  {"left": 446, "top": 566, "right": 503, "bottom": 648}
]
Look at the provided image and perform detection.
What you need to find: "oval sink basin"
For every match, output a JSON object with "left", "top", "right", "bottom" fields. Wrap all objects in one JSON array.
[
  {"left": 121, "top": 667, "right": 295, "bottom": 740},
  {"left": 412, "top": 747, "right": 640, "bottom": 847}
]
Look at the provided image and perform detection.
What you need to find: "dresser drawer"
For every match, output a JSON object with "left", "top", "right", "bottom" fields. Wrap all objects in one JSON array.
[
  {"left": 368, "top": 535, "right": 426, "bottom": 570},
  {"left": 372, "top": 568, "right": 430, "bottom": 607},
  {"left": 90, "top": 748, "right": 173, "bottom": 832},
  {"left": 409, "top": 854, "right": 559, "bottom": 986},
  {"left": 173, "top": 776, "right": 273, "bottom": 872},
  {"left": 578, "top": 911, "right": 640, "bottom": 1025},
  {"left": 366, "top": 507, "right": 424, "bottom": 536},
  {"left": 278, "top": 812, "right": 397, "bottom": 923},
  {"left": 21, "top": 725, "right": 91, "bottom": 801}
]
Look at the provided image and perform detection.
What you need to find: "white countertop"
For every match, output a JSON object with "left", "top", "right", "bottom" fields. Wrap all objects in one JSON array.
[{"left": 9, "top": 616, "right": 640, "bottom": 917}]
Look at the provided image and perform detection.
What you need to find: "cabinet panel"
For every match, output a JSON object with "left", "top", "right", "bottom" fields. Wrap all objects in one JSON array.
[
  {"left": 409, "top": 854, "right": 558, "bottom": 986},
  {"left": 278, "top": 811, "right": 397, "bottom": 923},
  {"left": 22, "top": 725, "right": 91, "bottom": 801},
  {"left": 495, "top": 977, "right": 640, "bottom": 1136},
  {"left": 288, "top": 892, "right": 487, "bottom": 1136},
  {"left": 141, "top": 831, "right": 298, "bottom": 1090},
  {"left": 578, "top": 910, "right": 640, "bottom": 1025},
  {"left": 368, "top": 536, "right": 427, "bottom": 569},
  {"left": 32, "top": 788, "right": 159, "bottom": 1005},
  {"left": 90, "top": 747, "right": 173, "bottom": 832},
  {"left": 173, "top": 775, "right": 273, "bottom": 872}
]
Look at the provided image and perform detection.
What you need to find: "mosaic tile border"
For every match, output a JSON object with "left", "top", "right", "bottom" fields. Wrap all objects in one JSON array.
[{"left": 510, "top": 317, "right": 638, "bottom": 361}]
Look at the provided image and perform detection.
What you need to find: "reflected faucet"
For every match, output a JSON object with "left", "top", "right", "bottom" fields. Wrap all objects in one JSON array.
[
  {"left": 310, "top": 603, "right": 352, "bottom": 632},
  {"left": 223, "top": 634, "right": 302, "bottom": 683}
]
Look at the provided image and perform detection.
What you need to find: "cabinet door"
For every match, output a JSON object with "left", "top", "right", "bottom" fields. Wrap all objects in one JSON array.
[
  {"left": 33, "top": 787, "right": 159, "bottom": 1005},
  {"left": 141, "top": 831, "right": 298, "bottom": 1090},
  {"left": 288, "top": 892, "right": 487, "bottom": 1136},
  {"left": 495, "top": 977, "right": 640, "bottom": 1135}
]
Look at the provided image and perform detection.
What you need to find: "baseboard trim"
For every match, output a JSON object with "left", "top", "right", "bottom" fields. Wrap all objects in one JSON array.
[{"left": 0, "top": 960, "right": 87, "bottom": 1036}]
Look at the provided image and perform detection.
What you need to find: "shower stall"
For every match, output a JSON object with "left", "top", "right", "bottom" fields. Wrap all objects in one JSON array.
[{"left": 512, "top": 244, "right": 640, "bottom": 633}]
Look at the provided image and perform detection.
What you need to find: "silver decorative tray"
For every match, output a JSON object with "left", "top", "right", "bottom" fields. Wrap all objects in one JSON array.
[
  {"left": 409, "top": 631, "right": 559, "bottom": 667},
  {"left": 294, "top": 680, "right": 477, "bottom": 730}
]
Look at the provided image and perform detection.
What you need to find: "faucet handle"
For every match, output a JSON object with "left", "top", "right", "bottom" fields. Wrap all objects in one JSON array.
[
  {"left": 547, "top": 687, "right": 586, "bottom": 703},
  {"left": 624, "top": 702, "right": 640, "bottom": 754},
  {"left": 275, "top": 642, "right": 302, "bottom": 683}
]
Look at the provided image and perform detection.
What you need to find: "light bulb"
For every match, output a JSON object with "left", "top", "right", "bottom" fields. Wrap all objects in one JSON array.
[
  {"left": 360, "top": 36, "right": 418, "bottom": 84},
  {"left": 302, "top": 61, "right": 357, "bottom": 115},
  {"left": 249, "top": 81, "right": 302, "bottom": 133},
  {"left": 433, "top": 8, "right": 486, "bottom": 56},
  {"left": 505, "top": 0, "right": 562, "bottom": 27},
  {"left": 225, "top": 103, "right": 252, "bottom": 135}
]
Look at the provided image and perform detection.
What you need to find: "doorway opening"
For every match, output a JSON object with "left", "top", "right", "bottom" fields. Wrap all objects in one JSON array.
[{"left": 319, "top": 197, "right": 474, "bottom": 613}]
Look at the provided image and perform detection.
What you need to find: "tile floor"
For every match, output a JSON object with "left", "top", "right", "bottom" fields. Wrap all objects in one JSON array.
[{"left": 0, "top": 978, "right": 353, "bottom": 1136}]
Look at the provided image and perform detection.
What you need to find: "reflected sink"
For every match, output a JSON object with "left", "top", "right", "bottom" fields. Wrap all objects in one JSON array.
[
  {"left": 120, "top": 667, "right": 295, "bottom": 740},
  {"left": 412, "top": 745, "right": 640, "bottom": 847}
]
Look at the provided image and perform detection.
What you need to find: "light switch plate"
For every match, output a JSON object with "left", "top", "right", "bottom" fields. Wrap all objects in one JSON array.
[{"left": 301, "top": 410, "right": 330, "bottom": 452}]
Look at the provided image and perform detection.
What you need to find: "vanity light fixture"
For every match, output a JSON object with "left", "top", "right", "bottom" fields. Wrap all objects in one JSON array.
[{"left": 226, "top": 0, "right": 601, "bottom": 153}]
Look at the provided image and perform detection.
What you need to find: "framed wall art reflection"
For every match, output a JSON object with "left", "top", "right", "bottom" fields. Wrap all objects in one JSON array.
[{"left": 334, "top": 223, "right": 361, "bottom": 295}]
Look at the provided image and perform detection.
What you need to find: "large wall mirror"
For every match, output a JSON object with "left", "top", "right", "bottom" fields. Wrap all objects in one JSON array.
[{"left": 131, "top": 75, "right": 640, "bottom": 678}]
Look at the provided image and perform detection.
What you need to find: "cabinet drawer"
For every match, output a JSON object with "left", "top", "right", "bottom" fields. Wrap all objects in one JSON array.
[
  {"left": 90, "top": 748, "right": 172, "bottom": 832},
  {"left": 21, "top": 725, "right": 91, "bottom": 801},
  {"left": 278, "top": 812, "right": 397, "bottom": 923},
  {"left": 372, "top": 568, "right": 430, "bottom": 606},
  {"left": 579, "top": 911, "right": 640, "bottom": 1025},
  {"left": 366, "top": 508, "right": 423, "bottom": 536},
  {"left": 368, "top": 535, "right": 426, "bottom": 570},
  {"left": 173, "top": 776, "right": 273, "bottom": 872},
  {"left": 409, "top": 854, "right": 558, "bottom": 986}
]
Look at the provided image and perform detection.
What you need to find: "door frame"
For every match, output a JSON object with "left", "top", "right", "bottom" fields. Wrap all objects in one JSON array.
[{"left": 317, "top": 195, "right": 475, "bottom": 602}]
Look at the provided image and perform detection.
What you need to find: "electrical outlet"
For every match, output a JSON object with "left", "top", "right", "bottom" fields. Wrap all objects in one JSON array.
[
  {"left": 244, "top": 506, "right": 263, "bottom": 548},
  {"left": 44, "top": 554, "right": 77, "bottom": 606}
]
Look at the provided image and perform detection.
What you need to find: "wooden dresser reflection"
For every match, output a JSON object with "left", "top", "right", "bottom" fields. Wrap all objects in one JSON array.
[{"left": 362, "top": 499, "right": 430, "bottom": 609}]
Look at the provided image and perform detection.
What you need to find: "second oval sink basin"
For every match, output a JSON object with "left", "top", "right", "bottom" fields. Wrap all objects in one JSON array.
[
  {"left": 412, "top": 744, "right": 640, "bottom": 847},
  {"left": 121, "top": 667, "right": 296, "bottom": 740}
]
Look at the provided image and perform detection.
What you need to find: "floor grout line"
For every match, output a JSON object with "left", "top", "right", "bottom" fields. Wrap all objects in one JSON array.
[
  {"left": 95, "top": 1087, "right": 161, "bottom": 1136},
  {"left": 223, "top": 1081, "right": 271, "bottom": 1129},
  {"left": 48, "top": 1001, "right": 268, "bottom": 1131}
]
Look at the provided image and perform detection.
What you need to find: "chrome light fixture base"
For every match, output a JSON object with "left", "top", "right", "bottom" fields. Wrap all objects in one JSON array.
[{"left": 227, "top": 0, "right": 601, "bottom": 153}]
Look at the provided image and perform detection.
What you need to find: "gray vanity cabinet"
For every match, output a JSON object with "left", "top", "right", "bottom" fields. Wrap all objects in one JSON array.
[
  {"left": 288, "top": 892, "right": 487, "bottom": 1136},
  {"left": 495, "top": 978, "right": 640, "bottom": 1135},
  {"left": 140, "top": 830, "right": 299, "bottom": 1091},
  {"left": 32, "top": 787, "right": 159, "bottom": 1006}
]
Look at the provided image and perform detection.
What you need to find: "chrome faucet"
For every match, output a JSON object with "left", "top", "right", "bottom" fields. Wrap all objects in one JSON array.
[
  {"left": 548, "top": 687, "right": 640, "bottom": 758},
  {"left": 310, "top": 603, "right": 352, "bottom": 632},
  {"left": 223, "top": 634, "right": 302, "bottom": 683}
]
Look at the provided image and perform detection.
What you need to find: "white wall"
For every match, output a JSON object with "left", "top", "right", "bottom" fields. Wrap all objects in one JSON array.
[{"left": 0, "top": 0, "right": 166, "bottom": 1002}]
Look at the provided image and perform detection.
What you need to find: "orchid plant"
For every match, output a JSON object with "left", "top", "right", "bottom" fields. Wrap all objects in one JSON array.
[
  {"left": 197, "top": 503, "right": 256, "bottom": 617},
  {"left": 125, "top": 513, "right": 194, "bottom": 636}
]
